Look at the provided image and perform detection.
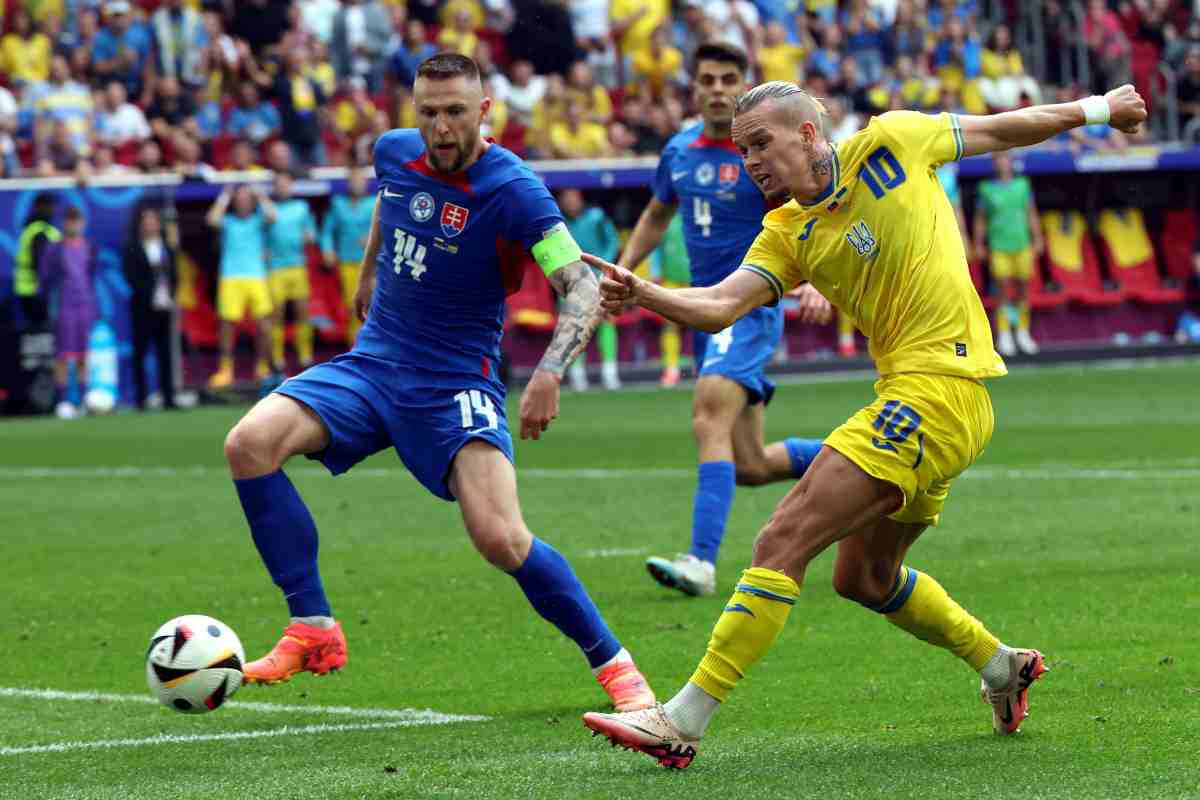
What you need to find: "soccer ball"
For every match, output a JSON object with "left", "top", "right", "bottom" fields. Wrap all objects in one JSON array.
[
  {"left": 145, "top": 615, "right": 245, "bottom": 714},
  {"left": 83, "top": 388, "right": 115, "bottom": 415}
]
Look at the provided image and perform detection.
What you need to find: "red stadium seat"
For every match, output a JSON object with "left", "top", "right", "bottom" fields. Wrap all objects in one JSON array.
[
  {"left": 1027, "top": 254, "right": 1067, "bottom": 310},
  {"left": 1159, "top": 208, "right": 1198, "bottom": 283},
  {"left": 1042, "top": 210, "right": 1125, "bottom": 307},
  {"left": 208, "top": 134, "right": 236, "bottom": 170},
  {"left": 1096, "top": 209, "right": 1184, "bottom": 304},
  {"left": 505, "top": 260, "right": 557, "bottom": 331}
]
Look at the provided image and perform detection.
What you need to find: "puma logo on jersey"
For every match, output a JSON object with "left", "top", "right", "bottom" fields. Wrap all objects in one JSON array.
[{"left": 846, "top": 219, "right": 878, "bottom": 258}]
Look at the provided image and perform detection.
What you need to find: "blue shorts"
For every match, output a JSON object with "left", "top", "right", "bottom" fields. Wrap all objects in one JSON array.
[
  {"left": 697, "top": 305, "right": 784, "bottom": 405},
  {"left": 275, "top": 352, "right": 513, "bottom": 501}
]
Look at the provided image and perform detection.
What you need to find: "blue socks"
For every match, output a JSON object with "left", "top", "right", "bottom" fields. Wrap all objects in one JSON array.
[
  {"left": 234, "top": 471, "right": 331, "bottom": 618},
  {"left": 690, "top": 460, "right": 736, "bottom": 564},
  {"left": 512, "top": 538, "right": 620, "bottom": 668},
  {"left": 784, "top": 438, "right": 823, "bottom": 478}
]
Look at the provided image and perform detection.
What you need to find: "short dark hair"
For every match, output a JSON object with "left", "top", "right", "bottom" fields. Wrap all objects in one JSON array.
[
  {"left": 416, "top": 53, "right": 481, "bottom": 83},
  {"left": 691, "top": 42, "right": 749, "bottom": 77}
]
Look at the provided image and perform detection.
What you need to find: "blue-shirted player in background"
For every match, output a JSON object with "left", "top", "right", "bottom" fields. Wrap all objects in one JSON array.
[
  {"left": 616, "top": 43, "right": 831, "bottom": 597},
  {"left": 222, "top": 53, "right": 657, "bottom": 712}
]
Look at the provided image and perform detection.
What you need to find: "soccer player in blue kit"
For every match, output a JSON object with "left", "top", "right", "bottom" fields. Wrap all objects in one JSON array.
[
  {"left": 617, "top": 43, "right": 832, "bottom": 597},
  {"left": 221, "top": 53, "right": 656, "bottom": 712}
]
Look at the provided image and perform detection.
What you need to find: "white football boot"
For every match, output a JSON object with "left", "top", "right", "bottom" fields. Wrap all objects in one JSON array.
[
  {"left": 567, "top": 360, "right": 589, "bottom": 392},
  {"left": 601, "top": 361, "right": 621, "bottom": 391},
  {"left": 645, "top": 554, "right": 716, "bottom": 596},
  {"left": 1015, "top": 328, "right": 1039, "bottom": 355},
  {"left": 995, "top": 329, "right": 1016, "bottom": 357},
  {"left": 583, "top": 703, "right": 699, "bottom": 769}
]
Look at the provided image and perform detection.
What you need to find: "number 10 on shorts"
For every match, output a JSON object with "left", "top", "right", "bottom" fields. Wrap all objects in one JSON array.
[{"left": 455, "top": 390, "right": 498, "bottom": 430}]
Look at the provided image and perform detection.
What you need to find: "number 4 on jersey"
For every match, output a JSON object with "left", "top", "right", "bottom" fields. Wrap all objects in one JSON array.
[{"left": 693, "top": 197, "right": 713, "bottom": 237}]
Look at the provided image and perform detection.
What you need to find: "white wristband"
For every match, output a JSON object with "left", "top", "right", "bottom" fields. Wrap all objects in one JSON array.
[{"left": 1078, "top": 95, "right": 1110, "bottom": 126}]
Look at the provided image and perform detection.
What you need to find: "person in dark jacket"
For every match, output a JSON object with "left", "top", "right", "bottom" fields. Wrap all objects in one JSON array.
[{"left": 122, "top": 205, "right": 178, "bottom": 410}]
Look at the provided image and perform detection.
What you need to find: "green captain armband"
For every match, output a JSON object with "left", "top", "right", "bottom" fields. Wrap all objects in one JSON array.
[{"left": 532, "top": 223, "right": 584, "bottom": 276}]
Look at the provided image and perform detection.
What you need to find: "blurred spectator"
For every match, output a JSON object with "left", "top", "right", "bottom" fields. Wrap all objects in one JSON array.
[
  {"left": 91, "top": 143, "right": 133, "bottom": 175},
  {"left": 388, "top": 19, "right": 437, "bottom": 89},
  {"left": 197, "top": 10, "right": 241, "bottom": 89},
  {"left": 673, "top": 2, "right": 713, "bottom": 60},
  {"left": 188, "top": 84, "right": 224, "bottom": 144},
  {"left": 566, "top": 60, "right": 613, "bottom": 125},
  {"left": 353, "top": 107, "right": 393, "bottom": 165},
  {"left": 271, "top": 46, "right": 327, "bottom": 170},
  {"left": 227, "top": 138, "right": 268, "bottom": 172},
  {"left": 299, "top": 0, "right": 341, "bottom": 46},
  {"left": 932, "top": 16, "right": 981, "bottom": 108},
  {"left": 94, "top": 80, "right": 151, "bottom": 148},
  {"left": 607, "top": 119, "right": 638, "bottom": 156},
  {"left": 1, "top": 9, "right": 52, "bottom": 86},
  {"left": 171, "top": 130, "right": 213, "bottom": 179},
  {"left": 886, "top": 0, "right": 929, "bottom": 63},
  {"left": 1164, "top": 19, "right": 1200, "bottom": 69},
  {"left": 703, "top": 0, "right": 762, "bottom": 56},
  {"left": 27, "top": 55, "right": 93, "bottom": 160},
  {"left": 507, "top": 0, "right": 578, "bottom": 74},
  {"left": 321, "top": 166, "right": 374, "bottom": 343},
  {"left": 549, "top": 99, "right": 612, "bottom": 158},
  {"left": 928, "top": 0, "right": 971, "bottom": 30},
  {"left": 1178, "top": 47, "right": 1200, "bottom": 132},
  {"left": 38, "top": 119, "right": 84, "bottom": 176},
  {"left": 267, "top": 140, "right": 295, "bottom": 175},
  {"left": 65, "top": 9, "right": 102, "bottom": 76},
  {"left": 227, "top": 83, "right": 281, "bottom": 144},
  {"left": 151, "top": 0, "right": 207, "bottom": 88},
  {"left": 527, "top": 73, "right": 567, "bottom": 156},
  {"left": 825, "top": 95, "right": 861, "bottom": 142},
  {"left": 438, "top": 6, "right": 480, "bottom": 58},
  {"left": 501, "top": 59, "right": 547, "bottom": 128},
  {"left": 308, "top": 40, "right": 339, "bottom": 98},
  {"left": 39, "top": 205, "right": 96, "bottom": 419},
  {"left": 135, "top": 138, "right": 164, "bottom": 173},
  {"left": 92, "top": 1, "right": 154, "bottom": 103},
  {"left": 609, "top": 0, "right": 669, "bottom": 60},
  {"left": 123, "top": 205, "right": 179, "bottom": 411},
  {"left": 231, "top": 0, "right": 291, "bottom": 54},
  {"left": 808, "top": 23, "right": 842, "bottom": 81},
  {"left": 146, "top": 75, "right": 194, "bottom": 141},
  {"left": 0, "top": 85, "right": 19, "bottom": 178},
  {"left": 558, "top": 187, "right": 621, "bottom": 390},
  {"left": 805, "top": 0, "right": 838, "bottom": 26},
  {"left": 205, "top": 184, "right": 278, "bottom": 388},
  {"left": 265, "top": 171, "right": 318, "bottom": 370},
  {"left": 583, "top": 36, "right": 625, "bottom": 90},
  {"left": 333, "top": 76, "right": 378, "bottom": 148},
  {"left": 631, "top": 101, "right": 675, "bottom": 154},
  {"left": 841, "top": 0, "right": 886, "bottom": 83},
  {"left": 833, "top": 55, "right": 881, "bottom": 114},
  {"left": 331, "top": 0, "right": 391, "bottom": 93},
  {"left": 979, "top": 23, "right": 1040, "bottom": 111},
  {"left": 758, "top": 20, "right": 807, "bottom": 83},
  {"left": 12, "top": 193, "right": 60, "bottom": 327},
  {"left": 1083, "top": 0, "right": 1131, "bottom": 95},
  {"left": 629, "top": 23, "right": 683, "bottom": 99},
  {"left": 571, "top": 0, "right": 613, "bottom": 51}
]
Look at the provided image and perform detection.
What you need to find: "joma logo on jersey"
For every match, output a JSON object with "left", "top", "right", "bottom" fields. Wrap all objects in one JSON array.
[
  {"left": 440, "top": 203, "right": 470, "bottom": 238},
  {"left": 846, "top": 220, "right": 877, "bottom": 257}
]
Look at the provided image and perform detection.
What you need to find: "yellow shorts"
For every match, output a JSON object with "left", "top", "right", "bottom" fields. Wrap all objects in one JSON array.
[
  {"left": 823, "top": 373, "right": 994, "bottom": 526},
  {"left": 218, "top": 277, "right": 273, "bottom": 322},
  {"left": 989, "top": 248, "right": 1034, "bottom": 280},
  {"left": 339, "top": 262, "right": 359, "bottom": 304},
  {"left": 267, "top": 266, "right": 310, "bottom": 304}
]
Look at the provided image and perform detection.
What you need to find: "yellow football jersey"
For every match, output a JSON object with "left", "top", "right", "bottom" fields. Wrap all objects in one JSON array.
[{"left": 742, "top": 111, "right": 1007, "bottom": 380}]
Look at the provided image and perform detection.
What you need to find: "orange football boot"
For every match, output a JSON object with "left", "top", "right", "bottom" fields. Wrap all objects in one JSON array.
[
  {"left": 595, "top": 660, "right": 656, "bottom": 712},
  {"left": 243, "top": 621, "right": 348, "bottom": 685}
]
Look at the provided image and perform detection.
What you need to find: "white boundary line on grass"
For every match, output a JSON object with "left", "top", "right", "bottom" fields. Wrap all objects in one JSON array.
[
  {"left": 1, "top": 465, "right": 1199, "bottom": 480},
  {"left": 0, "top": 686, "right": 489, "bottom": 757}
]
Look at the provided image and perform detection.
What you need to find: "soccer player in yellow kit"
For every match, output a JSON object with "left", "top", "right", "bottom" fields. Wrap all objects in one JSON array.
[{"left": 580, "top": 82, "right": 1146, "bottom": 768}]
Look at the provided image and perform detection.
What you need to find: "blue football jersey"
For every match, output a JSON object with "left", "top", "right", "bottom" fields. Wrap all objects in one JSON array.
[
  {"left": 360, "top": 129, "right": 563, "bottom": 382},
  {"left": 652, "top": 124, "right": 769, "bottom": 288}
]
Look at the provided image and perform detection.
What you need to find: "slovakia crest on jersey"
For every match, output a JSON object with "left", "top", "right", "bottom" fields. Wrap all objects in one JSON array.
[
  {"left": 440, "top": 202, "right": 470, "bottom": 238},
  {"left": 719, "top": 163, "right": 739, "bottom": 188}
]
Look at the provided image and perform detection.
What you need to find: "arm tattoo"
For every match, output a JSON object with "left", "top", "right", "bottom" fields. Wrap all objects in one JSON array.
[{"left": 536, "top": 261, "right": 604, "bottom": 377}]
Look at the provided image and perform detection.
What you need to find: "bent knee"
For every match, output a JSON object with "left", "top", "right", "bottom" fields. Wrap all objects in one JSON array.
[
  {"left": 224, "top": 420, "right": 282, "bottom": 477},
  {"left": 470, "top": 522, "right": 532, "bottom": 572},
  {"left": 735, "top": 461, "right": 771, "bottom": 487},
  {"left": 831, "top": 564, "right": 896, "bottom": 608}
]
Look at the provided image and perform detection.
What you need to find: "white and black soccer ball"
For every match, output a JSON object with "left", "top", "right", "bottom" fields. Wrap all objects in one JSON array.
[
  {"left": 83, "top": 388, "right": 116, "bottom": 415},
  {"left": 145, "top": 615, "right": 245, "bottom": 714}
]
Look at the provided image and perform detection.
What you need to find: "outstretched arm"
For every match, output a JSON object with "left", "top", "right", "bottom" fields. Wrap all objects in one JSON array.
[
  {"left": 586, "top": 253, "right": 776, "bottom": 333},
  {"left": 958, "top": 85, "right": 1146, "bottom": 157},
  {"left": 519, "top": 260, "right": 604, "bottom": 440}
]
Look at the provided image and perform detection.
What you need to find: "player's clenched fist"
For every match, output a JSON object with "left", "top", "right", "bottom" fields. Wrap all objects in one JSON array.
[
  {"left": 583, "top": 253, "right": 641, "bottom": 315},
  {"left": 1105, "top": 84, "right": 1147, "bottom": 134},
  {"left": 786, "top": 283, "right": 833, "bottom": 325}
]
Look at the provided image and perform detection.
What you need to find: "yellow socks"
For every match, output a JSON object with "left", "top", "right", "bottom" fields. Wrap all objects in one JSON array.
[
  {"left": 691, "top": 567, "right": 800, "bottom": 702},
  {"left": 995, "top": 304, "right": 1012, "bottom": 333},
  {"left": 218, "top": 355, "right": 233, "bottom": 374},
  {"left": 661, "top": 323, "right": 680, "bottom": 373},
  {"left": 1017, "top": 300, "right": 1030, "bottom": 332},
  {"left": 880, "top": 566, "right": 999, "bottom": 671}
]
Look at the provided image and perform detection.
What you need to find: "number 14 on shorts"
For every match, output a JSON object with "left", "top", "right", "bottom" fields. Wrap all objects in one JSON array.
[{"left": 455, "top": 389, "right": 498, "bottom": 430}]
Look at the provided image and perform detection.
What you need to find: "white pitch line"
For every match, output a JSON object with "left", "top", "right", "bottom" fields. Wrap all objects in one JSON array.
[
  {"left": 1, "top": 465, "right": 1198, "bottom": 480},
  {"left": 582, "top": 547, "right": 649, "bottom": 559},
  {"left": 0, "top": 687, "right": 489, "bottom": 722},
  {"left": 0, "top": 720, "right": 457, "bottom": 757}
]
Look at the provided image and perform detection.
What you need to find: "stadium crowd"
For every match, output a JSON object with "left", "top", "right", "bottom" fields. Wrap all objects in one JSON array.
[{"left": 1, "top": 0, "right": 1199, "bottom": 179}]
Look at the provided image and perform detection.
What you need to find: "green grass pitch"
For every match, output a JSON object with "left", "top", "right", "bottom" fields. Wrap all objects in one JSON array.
[{"left": 1, "top": 360, "right": 1197, "bottom": 799}]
